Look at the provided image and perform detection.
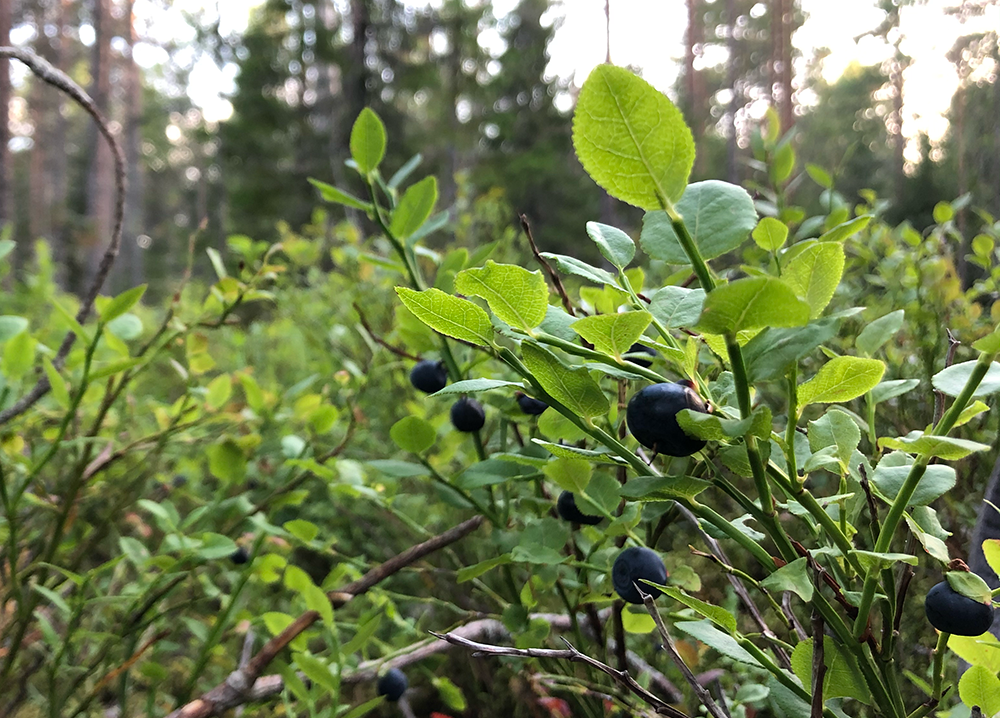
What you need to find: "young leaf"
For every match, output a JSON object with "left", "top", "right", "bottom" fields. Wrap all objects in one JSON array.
[
  {"left": 781, "top": 242, "right": 844, "bottom": 318},
  {"left": 1, "top": 331, "right": 36, "bottom": 380},
  {"left": 0, "top": 316, "right": 28, "bottom": 342},
  {"left": 42, "top": 357, "right": 70, "bottom": 409},
  {"left": 572, "top": 64, "right": 694, "bottom": 210},
  {"left": 540, "top": 252, "right": 618, "bottom": 286},
  {"left": 674, "top": 620, "right": 761, "bottom": 666},
  {"left": 856, "top": 310, "right": 905, "bottom": 356},
  {"left": 390, "top": 176, "right": 438, "bottom": 239},
  {"left": 932, "top": 360, "right": 1000, "bottom": 398},
  {"left": 818, "top": 214, "right": 871, "bottom": 243},
  {"left": 390, "top": 416, "right": 437, "bottom": 454},
  {"left": 350, "top": 108, "right": 387, "bottom": 175},
  {"left": 99, "top": 285, "right": 147, "bottom": 323},
  {"left": 759, "top": 557, "right": 813, "bottom": 602},
  {"left": 640, "top": 181, "right": 757, "bottom": 262},
  {"left": 543, "top": 457, "right": 592, "bottom": 494},
  {"left": 752, "top": 217, "right": 789, "bottom": 251},
  {"left": 395, "top": 287, "right": 494, "bottom": 347},
  {"left": 455, "top": 261, "right": 549, "bottom": 331},
  {"left": 586, "top": 222, "right": 635, "bottom": 269},
  {"left": 797, "top": 356, "right": 885, "bottom": 406},
  {"left": 308, "top": 178, "right": 373, "bottom": 211},
  {"left": 696, "top": 277, "right": 810, "bottom": 334},
  {"left": 571, "top": 311, "right": 653, "bottom": 360},
  {"left": 959, "top": 665, "right": 1000, "bottom": 717},
  {"left": 648, "top": 286, "right": 705, "bottom": 328},
  {"left": 521, "top": 343, "right": 609, "bottom": 419},
  {"left": 877, "top": 433, "right": 990, "bottom": 460}
]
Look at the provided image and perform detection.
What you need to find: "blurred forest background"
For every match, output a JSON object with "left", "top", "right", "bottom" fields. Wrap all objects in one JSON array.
[{"left": 0, "top": 0, "right": 997, "bottom": 298}]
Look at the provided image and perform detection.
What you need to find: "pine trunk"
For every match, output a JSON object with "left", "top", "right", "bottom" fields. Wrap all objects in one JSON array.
[
  {"left": 84, "top": 0, "right": 115, "bottom": 289},
  {"left": 121, "top": 0, "right": 144, "bottom": 288},
  {"left": 0, "top": 0, "right": 11, "bottom": 229}
]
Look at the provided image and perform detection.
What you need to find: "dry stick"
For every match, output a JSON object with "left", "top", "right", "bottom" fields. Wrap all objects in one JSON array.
[
  {"left": 352, "top": 302, "right": 421, "bottom": 361},
  {"left": 933, "top": 329, "right": 961, "bottom": 426},
  {"left": 641, "top": 591, "right": 729, "bottom": 718},
  {"left": 431, "top": 630, "right": 690, "bottom": 718},
  {"left": 0, "top": 47, "right": 126, "bottom": 428},
  {"left": 166, "top": 515, "right": 484, "bottom": 718},
  {"left": 783, "top": 593, "right": 809, "bottom": 641},
  {"left": 519, "top": 214, "right": 576, "bottom": 317}
]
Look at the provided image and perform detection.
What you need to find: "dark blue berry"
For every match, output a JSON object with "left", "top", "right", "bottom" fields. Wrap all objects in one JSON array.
[
  {"left": 450, "top": 397, "right": 485, "bottom": 432},
  {"left": 613, "top": 547, "right": 667, "bottom": 604},
  {"left": 516, "top": 392, "right": 548, "bottom": 415},
  {"left": 377, "top": 668, "right": 408, "bottom": 702},
  {"left": 626, "top": 381, "right": 708, "bottom": 456},
  {"left": 925, "top": 581, "right": 994, "bottom": 636},
  {"left": 409, "top": 360, "right": 448, "bottom": 394},
  {"left": 557, "top": 491, "right": 603, "bottom": 525}
]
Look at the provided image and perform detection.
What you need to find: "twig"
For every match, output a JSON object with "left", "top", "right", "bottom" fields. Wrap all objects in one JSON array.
[
  {"left": 933, "top": 329, "right": 961, "bottom": 426},
  {"left": 166, "top": 515, "right": 484, "bottom": 718},
  {"left": 810, "top": 574, "right": 825, "bottom": 718},
  {"left": 353, "top": 302, "right": 421, "bottom": 361},
  {"left": 430, "top": 630, "right": 690, "bottom": 718},
  {"left": 519, "top": 214, "right": 576, "bottom": 317},
  {"left": 641, "top": 591, "right": 729, "bottom": 718},
  {"left": 783, "top": 593, "right": 808, "bottom": 641},
  {"left": 0, "top": 47, "right": 126, "bottom": 427}
]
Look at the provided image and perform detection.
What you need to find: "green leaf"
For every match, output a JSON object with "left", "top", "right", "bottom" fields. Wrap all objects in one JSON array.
[
  {"left": 512, "top": 518, "right": 570, "bottom": 565},
  {"left": 532, "top": 439, "right": 628, "bottom": 465},
  {"left": 791, "top": 638, "right": 871, "bottom": 704},
  {"left": 856, "top": 310, "right": 905, "bottom": 357},
  {"left": 648, "top": 286, "right": 705, "bottom": 328},
  {"left": 99, "top": 285, "right": 147, "bottom": 323},
  {"left": 985, "top": 539, "right": 1000, "bottom": 579},
  {"left": 572, "top": 64, "right": 694, "bottom": 210},
  {"left": 781, "top": 242, "right": 844, "bottom": 318},
  {"left": 0, "top": 239, "right": 13, "bottom": 262},
  {"left": 759, "top": 557, "right": 813, "bottom": 602},
  {"left": 932, "top": 360, "right": 1000, "bottom": 398},
  {"left": 90, "top": 357, "right": 144, "bottom": 380},
  {"left": 43, "top": 358, "right": 70, "bottom": 409},
  {"left": 640, "top": 181, "right": 757, "bottom": 262},
  {"left": 619, "top": 475, "right": 711, "bottom": 501},
  {"left": 196, "top": 533, "right": 238, "bottom": 560},
  {"left": 697, "top": 277, "right": 809, "bottom": 334},
  {"left": 388, "top": 153, "right": 423, "bottom": 189},
  {"left": 390, "top": 416, "right": 436, "bottom": 454},
  {"left": 295, "top": 652, "right": 338, "bottom": 693},
  {"left": 430, "top": 379, "right": 522, "bottom": 396},
  {"left": 433, "top": 676, "right": 468, "bottom": 712},
  {"left": 390, "top": 176, "right": 437, "bottom": 239},
  {"left": 851, "top": 550, "right": 918, "bottom": 572},
  {"left": 107, "top": 313, "right": 143, "bottom": 341},
  {"left": 308, "top": 178, "right": 373, "bottom": 211},
  {"left": 806, "top": 164, "right": 833, "bottom": 189},
  {"left": 0, "top": 316, "right": 28, "bottom": 341},
  {"left": 905, "top": 515, "right": 950, "bottom": 564},
  {"left": 1, "top": 331, "right": 36, "bottom": 380},
  {"left": 870, "top": 379, "right": 920, "bottom": 404},
  {"left": 621, "top": 608, "right": 656, "bottom": 633},
  {"left": 340, "top": 697, "right": 383, "bottom": 718},
  {"left": 771, "top": 142, "right": 795, "bottom": 184},
  {"left": 674, "top": 620, "right": 761, "bottom": 666},
  {"left": 818, "top": 215, "right": 872, "bottom": 243},
  {"left": 208, "top": 440, "right": 246, "bottom": 483},
  {"left": 798, "top": 356, "right": 885, "bottom": 406},
  {"left": 521, "top": 344, "right": 609, "bottom": 419},
  {"left": 543, "top": 457, "right": 592, "bottom": 494},
  {"left": 743, "top": 317, "right": 842, "bottom": 383},
  {"left": 395, "top": 287, "right": 493, "bottom": 346},
  {"left": 973, "top": 325, "right": 1000, "bottom": 353},
  {"left": 341, "top": 613, "right": 383, "bottom": 656},
  {"left": 571, "top": 311, "right": 652, "bottom": 360},
  {"left": 540, "top": 252, "right": 617, "bottom": 286},
  {"left": 662, "top": 587, "right": 736, "bottom": 632},
  {"left": 455, "top": 261, "right": 549, "bottom": 331},
  {"left": 877, "top": 432, "right": 990, "bottom": 460},
  {"left": 586, "top": 221, "right": 635, "bottom": 269},
  {"left": 205, "top": 374, "right": 232, "bottom": 411},
  {"left": 206, "top": 247, "right": 227, "bottom": 279},
  {"left": 367, "top": 460, "right": 428, "bottom": 478},
  {"left": 951, "top": 634, "right": 1000, "bottom": 672},
  {"left": 350, "top": 108, "right": 387, "bottom": 175},
  {"left": 457, "top": 554, "right": 513, "bottom": 583},
  {"left": 948, "top": 570, "right": 993, "bottom": 603},
  {"left": 284, "top": 519, "right": 319, "bottom": 543},
  {"left": 959, "top": 665, "right": 1000, "bottom": 716},
  {"left": 955, "top": 399, "right": 989, "bottom": 427},
  {"left": 807, "top": 409, "right": 860, "bottom": 469},
  {"left": 752, "top": 217, "right": 789, "bottom": 251}
]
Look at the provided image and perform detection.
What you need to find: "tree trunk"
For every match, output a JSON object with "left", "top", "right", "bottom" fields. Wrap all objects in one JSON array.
[
  {"left": 725, "top": 0, "right": 738, "bottom": 184},
  {"left": 120, "top": 0, "right": 144, "bottom": 288},
  {"left": 84, "top": 0, "right": 115, "bottom": 289},
  {"left": 0, "top": 0, "right": 11, "bottom": 229},
  {"left": 779, "top": 0, "right": 794, "bottom": 132}
]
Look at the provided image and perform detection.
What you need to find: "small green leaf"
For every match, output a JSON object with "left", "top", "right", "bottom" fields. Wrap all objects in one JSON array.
[
  {"left": 818, "top": 214, "right": 872, "bottom": 243},
  {"left": 877, "top": 432, "right": 990, "bottom": 460},
  {"left": 798, "top": 356, "right": 885, "bottom": 406},
  {"left": 430, "top": 379, "right": 522, "bottom": 397},
  {"left": 807, "top": 409, "right": 860, "bottom": 469},
  {"left": 395, "top": 287, "right": 493, "bottom": 346},
  {"left": 697, "top": 277, "right": 810, "bottom": 334},
  {"left": 752, "top": 217, "right": 788, "bottom": 251},
  {"left": 390, "top": 416, "right": 437, "bottom": 454},
  {"left": 985, "top": 540, "right": 1000, "bottom": 579},
  {"left": 457, "top": 554, "right": 513, "bottom": 583},
  {"left": 619, "top": 475, "right": 711, "bottom": 501},
  {"left": 955, "top": 400, "right": 990, "bottom": 427},
  {"left": 207, "top": 440, "right": 246, "bottom": 483},
  {"left": 932, "top": 360, "right": 1000, "bottom": 398},
  {"left": 390, "top": 176, "right": 438, "bottom": 239},
  {"left": 851, "top": 550, "right": 918, "bottom": 572},
  {"left": 674, "top": 620, "right": 761, "bottom": 666},
  {"left": 572, "top": 64, "right": 694, "bottom": 210},
  {"left": 532, "top": 439, "right": 628, "bottom": 465},
  {"left": 1, "top": 331, "right": 36, "bottom": 380},
  {"left": 950, "top": 634, "right": 1000, "bottom": 672},
  {"left": 973, "top": 325, "right": 1000, "bottom": 354},
  {"left": 806, "top": 164, "right": 833, "bottom": 189},
  {"left": 540, "top": 252, "right": 617, "bottom": 286},
  {"left": 284, "top": 519, "right": 319, "bottom": 543},
  {"left": 0, "top": 316, "right": 28, "bottom": 341},
  {"left": 662, "top": 587, "right": 736, "bottom": 632},
  {"left": 791, "top": 638, "right": 871, "bottom": 704},
  {"left": 455, "top": 261, "right": 549, "bottom": 331},
  {"left": 512, "top": 518, "right": 570, "bottom": 565},
  {"left": 205, "top": 374, "right": 232, "bottom": 411},
  {"left": 648, "top": 286, "right": 705, "bottom": 328},
  {"left": 107, "top": 313, "right": 143, "bottom": 341},
  {"left": 543, "top": 457, "right": 592, "bottom": 494},
  {"left": 856, "top": 310, "right": 905, "bottom": 356},
  {"left": 341, "top": 613, "right": 383, "bottom": 656},
  {"left": 760, "top": 557, "right": 813, "bottom": 602},
  {"left": 308, "top": 178, "right": 373, "bottom": 211},
  {"left": 948, "top": 570, "right": 993, "bottom": 603},
  {"left": 640, "top": 181, "right": 757, "bottom": 263},
  {"left": 432, "top": 676, "right": 468, "bottom": 712},
  {"left": 933, "top": 201, "right": 955, "bottom": 224},
  {"left": 99, "top": 285, "right": 147, "bottom": 323},
  {"left": 294, "top": 652, "right": 338, "bottom": 693},
  {"left": 350, "top": 108, "right": 387, "bottom": 175},
  {"left": 781, "top": 242, "right": 844, "bottom": 318},
  {"left": 571, "top": 311, "right": 653, "bottom": 360},
  {"left": 959, "top": 665, "right": 1000, "bottom": 717},
  {"left": 43, "top": 358, "right": 70, "bottom": 409},
  {"left": 743, "top": 317, "right": 842, "bottom": 383},
  {"left": 521, "top": 344, "right": 609, "bottom": 419},
  {"left": 586, "top": 221, "right": 635, "bottom": 269},
  {"left": 870, "top": 379, "right": 920, "bottom": 404}
]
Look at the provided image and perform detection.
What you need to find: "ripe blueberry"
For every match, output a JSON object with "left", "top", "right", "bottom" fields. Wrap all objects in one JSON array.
[
  {"left": 556, "top": 491, "right": 603, "bottom": 525},
  {"left": 409, "top": 360, "right": 448, "bottom": 394},
  {"left": 626, "top": 381, "right": 709, "bottom": 456},
  {"left": 626, "top": 342, "right": 656, "bottom": 368},
  {"left": 450, "top": 397, "right": 485, "bottom": 432},
  {"left": 516, "top": 392, "right": 548, "bottom": 415},
  {"left": 612, "top": 546, "right": 667, "bottom": 604},
  {"left": 230, "top": 547, "right": 250, "bottom": 565},
  {"left": 377, "top": 668, "right": 408, "bottom": 702},
  {"left": 925, "top": 580, "right": 994, "bottom": 636}
]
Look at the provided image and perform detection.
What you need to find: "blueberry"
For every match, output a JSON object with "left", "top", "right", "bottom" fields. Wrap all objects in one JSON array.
[
  {"left": 612, "top": 547, "right": 667, "bottom": 604},
  {"left": 230, "top": 547, "right": 250, "bottom": 565},
  {"left": 625, "top": 342, "right": 656, "bottom": 368},
  {"left": 626, "top": 381, "right": 708, "bottom": 456},
  {"left": 450, "top": 397, "right": 485, "bottom": 432},
  {"left": 516, "top": 392, "right": 548, "bottom": 415},
  {"left": 925, "top": 580, "right": 994, "bottom": 636},
  {"left": 377, "top": 668, "right": 408, "bottom": 702},
  {"left": 172, "top": 474, "right": 188, "bottom": 488},
  {"left": 556, "top": 491, "right": 603, "bottom": 525},
  {"left": 409, "top": 360, "right": 448, "bottom": 394}
]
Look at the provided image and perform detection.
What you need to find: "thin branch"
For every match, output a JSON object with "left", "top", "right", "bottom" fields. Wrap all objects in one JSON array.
[
  {"left": 431, "top": 630, "right": 689, "bottom": 718},
  {"left": 933, "top": 329, "right": 961, "bottom": 426},
  {"left": 166, "top": 515, "right": 484, "bottom": 718},
  {"left": 519, "top": 214, "right": 577, "bottom": 317},
  {"left": 641, "top": 591, "right": 730, "bottom": 718},
  {"left": 810, "top": 580, "right": 825, "bottom": 718},
  {"left": 353, "top": 302, "right": 421, "bottom": 361},
  {"left": 0, "top": 47, "right": 126, "bottom": 427}
]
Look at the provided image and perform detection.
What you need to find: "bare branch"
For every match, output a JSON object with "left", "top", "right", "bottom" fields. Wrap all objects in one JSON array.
[
  {"left": 519, "top": 214, "right": 577, "bottom": 318},
  {"left": 0, "top": 47, "right": 126, "bottom": 427}
]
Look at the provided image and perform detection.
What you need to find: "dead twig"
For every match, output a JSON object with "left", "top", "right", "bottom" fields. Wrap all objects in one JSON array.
[
  {"left": 353, "top": 302, "right": 421, "bottom": 361},
  {"left": 519, "top": 214, "right": 577, "bottom": 318}
]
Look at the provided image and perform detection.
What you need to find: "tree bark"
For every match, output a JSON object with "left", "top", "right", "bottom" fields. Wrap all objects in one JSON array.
[
  {"left": 725, "top": 0, "right": 738, "bottom": 184},
  {"left": 85, "top": 0, "right": 115, "bottom": 289},
  {"left": 0, "top": 0, "right": 11, "bottom": 229},
  {"left": 120, "top": 0, "right": 144, "bottom": 288}
]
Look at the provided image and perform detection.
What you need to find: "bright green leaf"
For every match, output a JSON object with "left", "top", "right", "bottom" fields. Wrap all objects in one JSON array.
[
  {"left": 781, "top": 242, "right": 844, "bottom": 318},
  {"left": 586, "top": 221, "right": 635, "bottom": 269},
  {"left": 856, "top": 310, "right": 905, "bottom": 356},
  {"left": 521, "top": 343, "right": 609, "bottom": 419},
  {"left": 798, "top": 356, "right": 885, "bottom": 405},
  {"left": 697, "top": 277, "right": 810, "bottom": 334},
  {"left": 390, "top": 176, "right": 437, "bottom": 239},
  {"left": 350, "top": 108, "right": 387, "bottom": 175},
  {"left": 395, "top": 287, "right": 493, "bottom": 346},
  {"left": 932, "top": 360, "right": 1000, "bottom": 398},
  {"left": 455, "top": 261, "right": 549, "bottom": 331},
  {"left": 571, "top": 311, "right": 652, "bottom": 360},
  {"left": 759, "top": 558, "right": 813, "bottom": 602},
  {"left": 308, "top": 178, "right": 373, "bottom": 211},
  {"left": 959, "top": 665, "right": 1000, "bottom": 716},
  {"left": 752, "top": 217, "right": 788, "bottom": 251},
  {"left": 390, "top": 416, "right": 437, "bottom": 454},
  {"left": 99, "top": 285, "right": 147, "bottom": 323}
]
